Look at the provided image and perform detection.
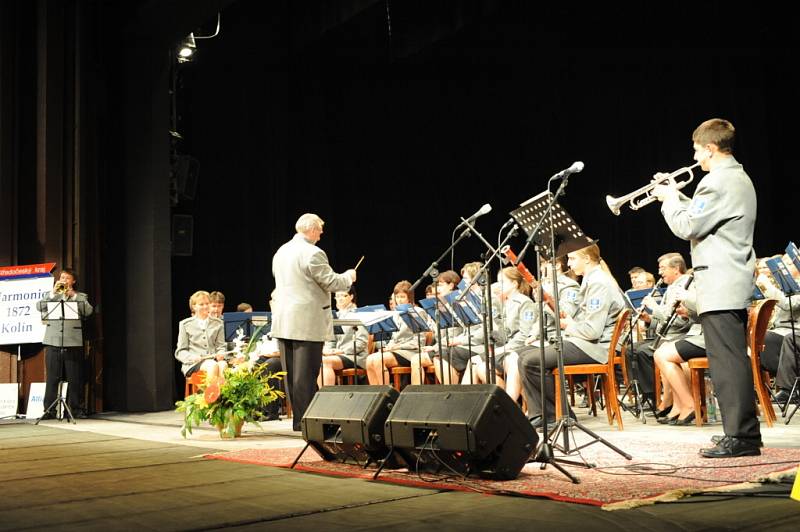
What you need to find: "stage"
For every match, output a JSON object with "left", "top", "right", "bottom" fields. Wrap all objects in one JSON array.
[{"left": 2, "top": 408, "right": 798, "bottom": 530}]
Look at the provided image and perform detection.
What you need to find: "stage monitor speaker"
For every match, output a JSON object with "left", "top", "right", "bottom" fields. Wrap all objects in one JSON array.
[
  {"left": 302, "top": 385, "right": 401, "bottom": 467},
  {"left": 384, "top": 384, "right": 536, "bottom": 480}
]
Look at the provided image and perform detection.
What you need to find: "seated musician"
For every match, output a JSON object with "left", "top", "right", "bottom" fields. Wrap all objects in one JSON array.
[
  {"left": 518, "top": 243, "right": 625, "bottom": 428},
  {"left": 468, "top": 267, "right": 536, "bottom": 402},
  {"left": 760, "top": 255, "right": 800, "bottom": 403},
  {"left": 536, "top": 255, "right": 581, "bottom": 340},
  {"left": 411, "top": 270, "right": 463, "bottom": 385},
  {"left": 174, "top": 290, "right": 227, "bottom": 380},
  {"left": 318, "top": 286, "right": 368, "bottom": 386},
  {"left": 652, "top": 281, "right": 706, "bottom": 425},
  {"left": 630, "top": 253, "right": 694, "bottom": 416},
  {"left": 365, "top": 281, "right": 420, "bottom": 385}
]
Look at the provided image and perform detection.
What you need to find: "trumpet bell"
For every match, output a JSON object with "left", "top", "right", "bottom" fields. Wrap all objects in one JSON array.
[{"left": 606, "top": 195, "right": 623, "bottom": 216}]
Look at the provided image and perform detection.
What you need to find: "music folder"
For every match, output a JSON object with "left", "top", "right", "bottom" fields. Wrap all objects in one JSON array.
[{"left": 395, "top": 304, "right": 430, "bottom": 333}]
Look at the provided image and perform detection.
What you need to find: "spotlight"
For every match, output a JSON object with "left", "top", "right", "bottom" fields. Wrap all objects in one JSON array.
[{"left": 177, "top": 33, "right": 196, "bottom": 62}]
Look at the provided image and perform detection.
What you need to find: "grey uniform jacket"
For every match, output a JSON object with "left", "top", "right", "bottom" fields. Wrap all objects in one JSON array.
[
  {"left": 37, "top": 292, "right": 93, "bottom": 347},
  {"left": 325, "top": 319, "right": 369, "bottom": 368},
  {"left": 174, "top": 316, "right": 226, "bottom": 375},
  {"left": 678, "top": 282, "right": 705, "bottom": 350},
  {"left": 650, "top": 273, "right": 694, "bottom": 341},
  {"left": 760, "top": 279, "right": 798, "bottom": 335},
  {"left": 271, "top": 233, "right": 353, "bottom": 342},
  {"left": 661, "top": 157, "right": 756, "bottom": 314},
  {"left": 384, "top": 311, "right": 423, "bottom": 362},
  {"left": 448, "top": 293, "right": 504, "bottom": 356},
  {"left": 563, "top": 266, "right": 625, "bottom": 363},
  {"left": 535, "top": 274, "right": 581, "bottom": 340},
  {"left": 494, "top": 291, "right": 537, "bottom": 364}
]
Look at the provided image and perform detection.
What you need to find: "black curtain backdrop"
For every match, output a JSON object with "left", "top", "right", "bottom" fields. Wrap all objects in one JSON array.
[
  {"left": 171, "top": 1, "right": 796, "bottom": 335},
  {"left": 5, "top": 0, "right": 797, "bottom": 407}
]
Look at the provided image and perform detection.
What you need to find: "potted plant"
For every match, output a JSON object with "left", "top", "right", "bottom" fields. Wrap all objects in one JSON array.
[{"left": 176, "top": 329, "right": 285, "bottom": 438}]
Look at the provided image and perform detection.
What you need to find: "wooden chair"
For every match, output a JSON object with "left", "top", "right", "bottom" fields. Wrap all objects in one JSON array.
[
  {"left": 552, "top": 308, "right": 631, "bottom": 430},
  {"left": 688, "top": 299, "right": 777, "bottom": 428},
  {"left": 184, "top": 370, "right": 207, "bottom": 398}
]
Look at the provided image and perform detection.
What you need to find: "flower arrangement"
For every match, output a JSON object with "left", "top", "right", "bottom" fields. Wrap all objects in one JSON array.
[{"left": 176, "top": 326, "right": 285, "bottom": 438}]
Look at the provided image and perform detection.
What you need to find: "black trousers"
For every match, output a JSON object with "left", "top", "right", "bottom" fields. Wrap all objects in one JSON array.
[
  {"left": 43, "top": 346, "right": 85, "bottom": 414},
  {"left": 776, "top": 332, "right": 800, "bottom": 391},
  {"left": 701, "top": 310, "right": 761, "bottom": 441},
  {"left": 631, "top": 341, "right": 656, "bottom": 396},
  {"left": 277, "top": 339, "right": 322, "bottom": 431},
  {"left": 760, "top": 330, "right": 784, "bottom": 376},
  {"left": 518, "top": 341, "right": 596, "bottom": 420},
  {"left": 254, "top": 355, "right": 285, "bottom": 418}
]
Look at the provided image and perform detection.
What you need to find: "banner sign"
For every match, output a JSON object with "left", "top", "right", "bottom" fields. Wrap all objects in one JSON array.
[{"left": 0, "top": 263, "right": 55, "bottom": 345}]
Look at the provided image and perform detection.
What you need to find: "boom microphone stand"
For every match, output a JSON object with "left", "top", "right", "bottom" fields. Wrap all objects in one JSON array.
[{"left": 513, "top": 167, "right": 631, "bottom": 483}]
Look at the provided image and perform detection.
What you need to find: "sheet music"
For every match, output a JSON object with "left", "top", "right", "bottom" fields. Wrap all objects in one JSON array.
[{"left": 45, "top": 301, "right": 79, "bottom": 320}]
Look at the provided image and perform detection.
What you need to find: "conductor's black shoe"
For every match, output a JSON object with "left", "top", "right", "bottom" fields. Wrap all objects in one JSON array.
[
  {"left": 710, "top": 434, "right": 764, "bottom": 447},
  {"left": 700, "top": 436, "right": 761, "bottom": 458}
]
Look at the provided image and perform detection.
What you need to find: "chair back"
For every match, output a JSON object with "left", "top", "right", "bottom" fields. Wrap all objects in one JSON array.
[{"left": 749, "top": 299, "right": 777, "bottom": 357}]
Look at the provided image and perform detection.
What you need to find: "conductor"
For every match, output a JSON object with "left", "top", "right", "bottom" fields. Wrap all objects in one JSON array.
[{"left": 271, "top": 213, "right": 356, "bottom": 431}]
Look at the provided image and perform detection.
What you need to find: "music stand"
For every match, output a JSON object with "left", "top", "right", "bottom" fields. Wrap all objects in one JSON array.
[
  {"left": 512, "top": 187, "right": 631, "bottom": 483},
  {"left": 419, "top": 297, "right": 458, "bottom": 384},
  {"left": 766, "top": 255, "right": 800, "bottom": 423},
  {"left": 396, "top": 304, "right": 432, "bottom": 385},
  {"left": 356, "top": 307, "right": 398, "bottom": 386},
  {"left": 333, "top": 315, "right": 367, "bottom": 378},
  {"left": 446, "top": 290, "right": 483, "bottom": 384},
  {"left": 35, "top": 299, "right": 81, "bottom": 425}
]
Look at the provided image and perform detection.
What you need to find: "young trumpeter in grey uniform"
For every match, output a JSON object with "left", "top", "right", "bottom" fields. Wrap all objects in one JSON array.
[
  {"left": 518, "top": 243, "right": 625, "bottom": 428},
  {"left": 654, "top": 118, "right": 761, "bottom": 457}
]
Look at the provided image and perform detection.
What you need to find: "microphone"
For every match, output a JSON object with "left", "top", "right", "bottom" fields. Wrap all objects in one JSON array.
[
  {"left": 461, "top": 203, "right": 492, "bottom": 225},
  {"left": 552, "top": 161, "right": 584, "bottom": 180}
]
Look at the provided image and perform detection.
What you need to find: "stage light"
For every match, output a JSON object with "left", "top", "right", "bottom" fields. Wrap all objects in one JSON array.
[{"left": 177, "top": 33, "right": 196, "bottom": 63}]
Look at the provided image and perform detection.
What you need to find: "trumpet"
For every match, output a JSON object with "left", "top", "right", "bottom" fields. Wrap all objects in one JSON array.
[
  {"left": 54, "top": 281, "right": 68, "bottom": 294},
  {"left": 605, "top": 162, "right": 700, "bottom": 216}
]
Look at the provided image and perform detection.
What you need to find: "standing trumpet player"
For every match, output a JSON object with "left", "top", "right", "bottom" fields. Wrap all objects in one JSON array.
[
  {"left": 36, "top": 268, "right": 93, "bottom": 419},
  {"left": 653, "top": 118, "right": 761, "bottom": 457}
]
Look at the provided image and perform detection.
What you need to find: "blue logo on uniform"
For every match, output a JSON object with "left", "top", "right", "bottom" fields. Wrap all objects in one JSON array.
[
  {"left": 690, "top": 198, "right": 707, "bottom": 215},
  {"left": 523, "top": 311, "right": 534, "bottom": 322},
  {"left": 588, "top": 298, "right": 601, "bottom": 311},
  {"left": 566, "top": 290, "right": 579, "bottom": 302}
]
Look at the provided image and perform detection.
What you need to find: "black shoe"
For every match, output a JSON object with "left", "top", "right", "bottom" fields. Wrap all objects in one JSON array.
[
  {"left": 669, "top": 412, "right": 696, "bottom": 426},
  {"left": 774, "top": 389, "right": 799, "bottom": 405},
  {"left": 529, "top": 416, "right": 555, "bottom": 429},
  {"left": 657, "top": 414, "right": 678, "bottom": 425},
  {"left": 700, "top": 436, "right": 761, "bottom": 458},
  {"left": 654, "top": 405, "right": 673, "bottom": 418},
  {"left": 711, "top": 434, "right": 764, "bottom": 447}
]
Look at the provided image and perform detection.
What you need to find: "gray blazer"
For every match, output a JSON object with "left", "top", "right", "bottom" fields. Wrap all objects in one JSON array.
[
  {"left": 563, "top": 266, "right": 625, "bottom": 363},
  {"left": 650, "top": 273, "right": 693, "bottom": 341},
  {"left": 174, "top": 316, "right": 226, "bottom": 376},
  {"left": 325, "top": 320, "right": 369, "bottom": 368},
  {"left": 37, "top": 292, "right": 93, "bottom": 347},
  {"left": 760, "top": 278, "right": 798, "bottom": 334},
  {"left": 271, "top": 233, "right": 353, "bottom": 342},
  {"left": 661, "top": 157, "right": 756, "bottom": 314},
  {"left": 493, "top": 291, "right": 537, "bottom": 364}
]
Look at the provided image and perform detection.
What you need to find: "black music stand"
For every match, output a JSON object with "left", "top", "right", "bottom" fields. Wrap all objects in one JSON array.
[
  {"left": 446, "top": 290, "right": 483, "bottom": 384},
  {"left": 357, "top": 308, "right": 398, "bottom": 386},
  {"left": 766, "top": 255, "right": 800, "bottom": 423},
  {"left": 419, "top": 296, "right": 458, "bottom": 384},
  {"left": 512, "top": 188, "right": 631, "bottom": 483},
  {"left": 396, "top": 304, "right": 431, "bottom": 385},
  {"left": 35, "top": 299, "right": 81, "bottom": 425}
]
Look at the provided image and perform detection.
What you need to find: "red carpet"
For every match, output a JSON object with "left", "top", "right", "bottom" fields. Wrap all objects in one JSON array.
[{"left": 206, "top": 436, "right": 800, "bottom": 509}]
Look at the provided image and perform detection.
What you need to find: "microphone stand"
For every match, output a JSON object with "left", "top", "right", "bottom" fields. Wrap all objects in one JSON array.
[
  {"left": 519, "top": 173, "right": 630, "bottom": 484},
  {"left": 411, "top": 227, "right": 474, "bottom": 381},
  {"left": 458, "top": 219, "right": 519, "bottom": 385}
]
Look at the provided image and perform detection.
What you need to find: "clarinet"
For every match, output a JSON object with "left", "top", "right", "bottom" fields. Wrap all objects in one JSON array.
[
  {"left": 620, "top": 277, "right": 665, "bottom": 345},
  {"left": 650, "top": 273, "right": 695, "bottom": 350}
]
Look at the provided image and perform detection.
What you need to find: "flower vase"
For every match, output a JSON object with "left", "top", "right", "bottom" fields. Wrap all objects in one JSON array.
[{"left": 216, "top": 419, "right": 244, "bottom": 439}]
